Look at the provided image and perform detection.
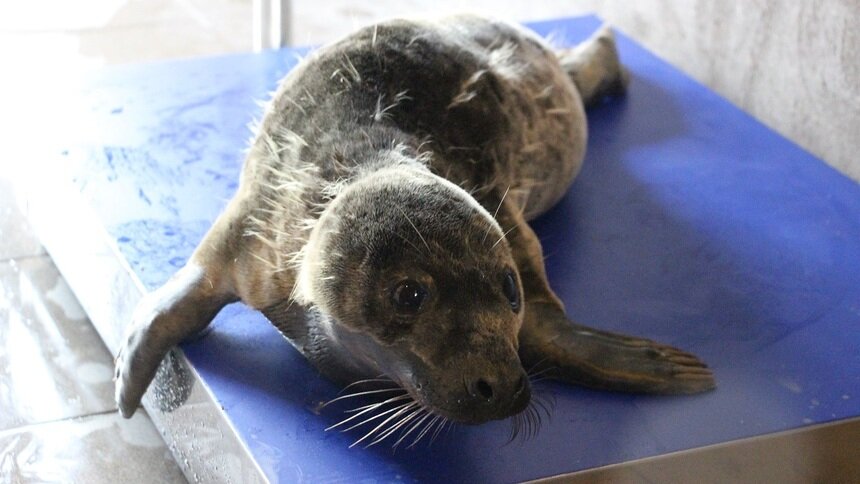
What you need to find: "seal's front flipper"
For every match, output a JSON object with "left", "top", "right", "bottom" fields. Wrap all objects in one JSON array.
[
  {"left": 491, "top": 197, "right": 714, "bottom": 395},
  {"left": 518, "top": 301, "right": 715, "bottom": 395},
  {"left": 114, "top": 263, "right": 236, "bottom": 417}
]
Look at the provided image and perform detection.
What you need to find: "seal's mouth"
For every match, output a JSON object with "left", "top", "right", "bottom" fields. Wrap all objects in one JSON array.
[{"left": 320, "top": 372, "right": 553, "bottom": 449}]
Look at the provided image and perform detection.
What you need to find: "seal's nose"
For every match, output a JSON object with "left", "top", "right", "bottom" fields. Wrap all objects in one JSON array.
[
  {"left": 467, "top": 374, "right": 528, "bottom": 406},
  {"left": 472, "top": 378, "right": 496, "bottom": 400},
  {"left": 450, "top": 371, "right": 531, "bottom": 422}
]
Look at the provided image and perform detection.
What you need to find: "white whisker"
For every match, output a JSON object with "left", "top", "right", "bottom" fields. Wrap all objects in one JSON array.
[
  {"left": 321, "top": 387, "right": 405, "bottom": 408},
  {"left": 326, "top": 394, "right": 411, "bottom": 431},
  {"left": 525, "top": 357, "right": 550, "bottom": 375},
  {"left": 427, "top": 417, "right": 450, "bottom": 445},
  {"left": 392, "top": 410, "right": 434, "bottom": 449},
  {"left": 367, "top": 407, "right": 425, "bottom": 447},
  {"left": 491, "top": 224, "right": 518, "bottom": 249},
  {"left": 351, "top": 402, "right": 420, "bottom": 448},
  {"left": 386, "top": 227, "right": 424, "bottom": 254},
  {"left": 527, "top": 366, "right": 557, "bottom": 379},
  {"left": 529, "top": 376, "right": 553, "bottom": 384},
  {"left": 408, "top": 414, "right": 440, "bottom": 448},
  {"left": 484, "top": 185, "right": 510, "bottom": 243},
  {"left": 397, "top": 206, "right": 431, "bottom": 252},
  {"left": 341, "top": 401, "right": 412, "bottom": 433},
  {"left": 337, "top": 377, "right": 396, "bottom": 394}
]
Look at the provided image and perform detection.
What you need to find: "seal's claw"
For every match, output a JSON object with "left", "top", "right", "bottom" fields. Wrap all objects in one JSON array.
[
  {"left": 672, "top": 369, "right": 716, "bottom": 394},
  {"left": 114, "top": 319, "right": 154, "bottom": 418},
  {"left": 114, "top": 296, "right": 184, "bottom": 418},
  {"left": 668, "top": 353, "right": 708, "bottom": 368}
]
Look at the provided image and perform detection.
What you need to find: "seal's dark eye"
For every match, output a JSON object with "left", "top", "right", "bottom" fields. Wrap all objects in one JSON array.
[
  {"left": 503, "top": 270, "right": 521, "bottom": 312},
  {"left": 391, "top": 279, "right": 428, "bottom": 315}
]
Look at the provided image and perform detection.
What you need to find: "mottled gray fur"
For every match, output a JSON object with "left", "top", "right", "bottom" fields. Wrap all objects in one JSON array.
[{"left": 114, "top": 16, "right": 712, "bottom": 437}]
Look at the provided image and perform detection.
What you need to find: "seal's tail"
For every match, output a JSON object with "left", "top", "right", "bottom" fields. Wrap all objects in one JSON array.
[{"left": 556, "top": 24, "right": 630, "bottom": 108}]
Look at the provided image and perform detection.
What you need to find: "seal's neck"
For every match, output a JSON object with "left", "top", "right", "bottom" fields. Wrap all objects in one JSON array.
[{"left": 312, "top": 124, "right": 431, "bottom": 179}]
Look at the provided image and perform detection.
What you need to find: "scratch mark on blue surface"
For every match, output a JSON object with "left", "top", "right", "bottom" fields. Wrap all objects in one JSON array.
[
  {"left": 159, "top": 95, "right": 219, "bottom": 117},
  {"left": 102, "top": 147, "right": 119, "bottom": 181},
  {"left": 138, "top": 188, "right": 152, "bottom": 205},
  {"left": 205, "top": 169, "right": 225, "bottom": 181},
  {"left": 161, "top": 195, "right": 180, "bottom": 217}
]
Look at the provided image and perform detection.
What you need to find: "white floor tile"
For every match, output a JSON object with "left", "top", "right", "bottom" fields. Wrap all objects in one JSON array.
[
  {"left": 0, "top": 411, "right": 186, "bottom": 483},
  {"left": 0, "top": 256, "right": 116, "bottom": 430},
  {"left": 0, "top": 178, "right": 44, "bottom": 261}
]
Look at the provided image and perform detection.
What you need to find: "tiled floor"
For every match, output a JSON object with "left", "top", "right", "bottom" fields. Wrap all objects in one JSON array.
[
  {"left": 0, "top": 182, "right": 186, "bottom": 482},
  {"left": 0, "top": 1, "right": 591, "bottom": 481}
]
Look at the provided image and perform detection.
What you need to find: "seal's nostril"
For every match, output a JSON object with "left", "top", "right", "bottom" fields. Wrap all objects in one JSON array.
[
  {"left": 515, "top": 375, "right": 526, "bottom": 393},
  {"left": 475, "top": 379, "right": 494, "bottom": 400}
]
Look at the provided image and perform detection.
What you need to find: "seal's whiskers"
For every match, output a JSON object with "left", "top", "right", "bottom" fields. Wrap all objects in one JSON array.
[
  {"left": 506, "top": 374, "right": 557, "bottom": 444},
  {"left": 396, "top": 206, "right": 431, "bottom": 253},
  {"left": 525, "top": 357, "right": 550, "bottom": 374},
  {"left": 526, "top": 358, "right": 559, "bottom": 384},
  {"left": 408, "top": 414, "right": 444, "bottom": 449},
  {"left": 491, "top": 224, "right": 519, "bottom": 249},
  {"left": 527, "top": 366, "right": 557, "bottom": 381},
  {"left": 428, "top": 417, "right": 451, "bottom": 445},
  {"left": 391, "top": 409, "right": 434, "bottom": 449},
  {"left": 345, "top": 397, "right": 409, "bottom": 414},
  {"left": 326, "top": 394, "right": 411, "bottom": 431},
  {"left": 322, "top": 377, "right": 456, "bottom": 449},
  {"left": 483, "top": 185, "right": 511, "bottom": 243},
  {"left": 341, "top": 400, "right": 415, "bottom": 434},
  {"left": 537, "top": 395, "right": 553, "bottom": 418},
  {"left": 320, "top": 387, "right": 405, "bottom": 408},
  {"left": 367, "top": 406, "right": 426, "bottom": 447},
  {"left": 336, "top": 377, "right": 396, "bottom": 393},
  {"left": 384, "top": 227, "right": 424, "bottom": 255},
  {"left": 350, "top": 401, "right": 420, "bottom": 448}
]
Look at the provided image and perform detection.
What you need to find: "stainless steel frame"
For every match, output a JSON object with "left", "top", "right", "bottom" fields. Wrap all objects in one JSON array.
[
  {"left": 253, "top": 0, "right": 291, "bottom": 51},
  {"left": 23, "top": 173, "right": 269, "bottom": 483}
]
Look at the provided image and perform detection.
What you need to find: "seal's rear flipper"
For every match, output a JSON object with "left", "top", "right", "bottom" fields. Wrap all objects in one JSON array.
[
  {"left": 519, "top": 301, "right": 715, "bottom": 395},
  {"left": 556, "top": 24, "right": 631, "bottom": 108}
]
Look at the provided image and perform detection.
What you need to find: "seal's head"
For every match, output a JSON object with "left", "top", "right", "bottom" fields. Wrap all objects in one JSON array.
[{"left": 297, "top": 162, "right": 530, "bottom": 424}]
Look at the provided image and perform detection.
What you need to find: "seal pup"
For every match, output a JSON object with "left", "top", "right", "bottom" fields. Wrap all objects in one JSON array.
[{"left": 115, "top": 16, "right": 714, "bottom": 440}]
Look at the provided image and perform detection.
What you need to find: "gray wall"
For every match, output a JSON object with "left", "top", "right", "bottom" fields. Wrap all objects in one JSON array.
[{"left": 593, "top": 0, "right": 859, "bottom": 182}]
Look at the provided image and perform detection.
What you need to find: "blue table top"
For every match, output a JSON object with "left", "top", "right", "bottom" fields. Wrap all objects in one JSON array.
[{"left": 52, "top": 15, "right": 860, "bottom": 483}]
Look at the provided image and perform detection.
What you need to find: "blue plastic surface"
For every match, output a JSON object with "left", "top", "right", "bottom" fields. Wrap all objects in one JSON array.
[{"left": 51, "top": 16, "right": 860, "bottom": 482}]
